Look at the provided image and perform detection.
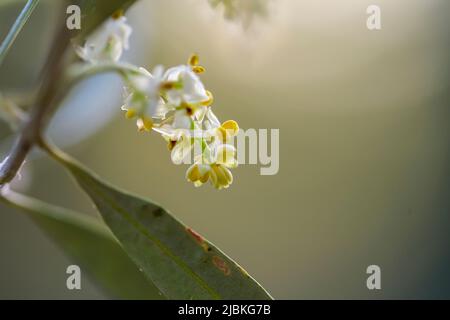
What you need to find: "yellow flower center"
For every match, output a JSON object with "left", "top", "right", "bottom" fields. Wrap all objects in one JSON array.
[
  {"left": 111, "top": 9, "right": 124, "bottom": 20},
  {"left": 188, "top": 53, "right": 200, "bottom": 67},
  {"left": 125, "top": 108, "right": 136, "bottom": 119}
]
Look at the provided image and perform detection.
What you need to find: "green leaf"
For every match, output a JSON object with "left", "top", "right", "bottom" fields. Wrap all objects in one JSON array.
[
  {"left": 44, "top": 143, "right": 273, "bottom": 300},
  {"left": 0, "top": 188, "right": 165, "bottom": 300}
]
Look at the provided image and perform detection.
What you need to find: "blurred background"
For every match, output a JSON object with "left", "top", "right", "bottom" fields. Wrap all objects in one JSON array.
[{"left": 0, "top": 0, "right": 449, "bottom": 299}]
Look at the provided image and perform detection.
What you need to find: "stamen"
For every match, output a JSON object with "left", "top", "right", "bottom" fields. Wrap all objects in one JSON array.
[
  {"left": 167, "top": 140, "right": 177, "bottom": 151},
  {"left": 188, "top": 53, "right": 199, "bottom": 66},
  {"left": 160, "top": 81, "right": 182, "bottom": 91},
  {"left": 201, "top": 90, "right": 214, "bottom": 106},
  {"left": 221, "top": 120, "right": 239, "bottom": 134},
  {"left": 160, "top": 81, "right": 176, "bottom": 90},
  {"left": 192, "top": 66, "right": 206, "bottom": 74}
]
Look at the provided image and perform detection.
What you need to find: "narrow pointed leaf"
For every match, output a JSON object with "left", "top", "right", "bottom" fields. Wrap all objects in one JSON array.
[
  {"left": 0, "top": 188, "right": 165, "bottom": 300},
  {"left": 0, "top": 0, "right": 39, "bottom": 67},
  {"left": 46, "top": 144, "right": 273, "bottom": 300}
]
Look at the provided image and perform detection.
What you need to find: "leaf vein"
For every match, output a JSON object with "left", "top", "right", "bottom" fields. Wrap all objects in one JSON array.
[{"left": 81, "top": 175, "right": 221, "bottom": 299}]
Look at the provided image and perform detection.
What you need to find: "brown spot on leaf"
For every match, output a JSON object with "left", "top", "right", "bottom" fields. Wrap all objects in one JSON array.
[
  {"left": 186, "top": 227, "right": 204, "bottom": 243},
  {"left": 212, "top": 256, "right": 231, "bottom": 276},
  {"left": 186, "top": 227, "right": 211, "bottom": 252}
]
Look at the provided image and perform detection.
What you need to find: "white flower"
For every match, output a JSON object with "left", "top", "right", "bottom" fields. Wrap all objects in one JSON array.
[
  {"left": 139, "top": 66, "right": 169, "bottom": 119},
  {"left": 163, "top": 65, "right": 209, "bottom": 106},
  {"left": 185, "top": 163, "right": 212, "bottom": 187},
  {"left": 112, "top": 51, "right": 240, "bottom": 190},
  {"left": 204, "top": 107, "right": 221, "bottom": 129},
  {"left": 157, "top": 58, "right": 214, "bottom": 129},
  {"left": 169, "top": 131, "right": 193, "bottom": 164},
  {"left": 186, "top": 144, "right": 238, "bottom": 189},
  {"left": 76, "top": 15, "right": 132, "bottom": 63},
  {"left": 154, "top": 125, "right": 195, "bottom": 164},
  {"left": 213, "top": 143, "right": 238, "bottom": 169},
  {"left": 172, "top": 109, "right": 193, "bottom": 130},
  {"left": 121, "top": 66, "right": 168, "bottom": 127}
]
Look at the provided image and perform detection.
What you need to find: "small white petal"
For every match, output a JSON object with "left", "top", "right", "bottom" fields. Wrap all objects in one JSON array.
[
  {"left": 194, "top": 106, "right": 208, "bottom": 122},
  {"left": 206, "top": 108, "right": 221, "bottom": 128},
  {"left": 76, "top": 17, "right": 132, "bottom": 63},
  {"left": 171, "top": 136, "right": 192, "bottom": 164},
  {"left": 215, "top": 144, "right": 238, "bottom": 168},
  {"left": 173, "top": 110, "right": 192, "bottom": 129}
]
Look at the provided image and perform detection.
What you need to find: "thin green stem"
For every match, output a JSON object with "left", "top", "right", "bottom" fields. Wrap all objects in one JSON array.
[
  {"left": 0, "top": 0, "right": 40, "bottom": 67},
  {"left": 67, "top": 62, "right": 146, "bottom": 83}
]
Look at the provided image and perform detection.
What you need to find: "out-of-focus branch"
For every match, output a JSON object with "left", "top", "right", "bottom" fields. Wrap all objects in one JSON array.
[
  {"left": 0, "top": 0, "right": 140, "bottom": 187},
  {"left": 0, "top": 19, "right": 71, "bottom": 186}
]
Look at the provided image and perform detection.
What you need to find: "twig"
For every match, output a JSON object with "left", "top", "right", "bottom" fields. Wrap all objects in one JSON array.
[
  {"left": 0, "top": 2, "right": 139, "bottom": 186},
  {"left": 0, "top": 16, "right": 70, "bottom": 186}
]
